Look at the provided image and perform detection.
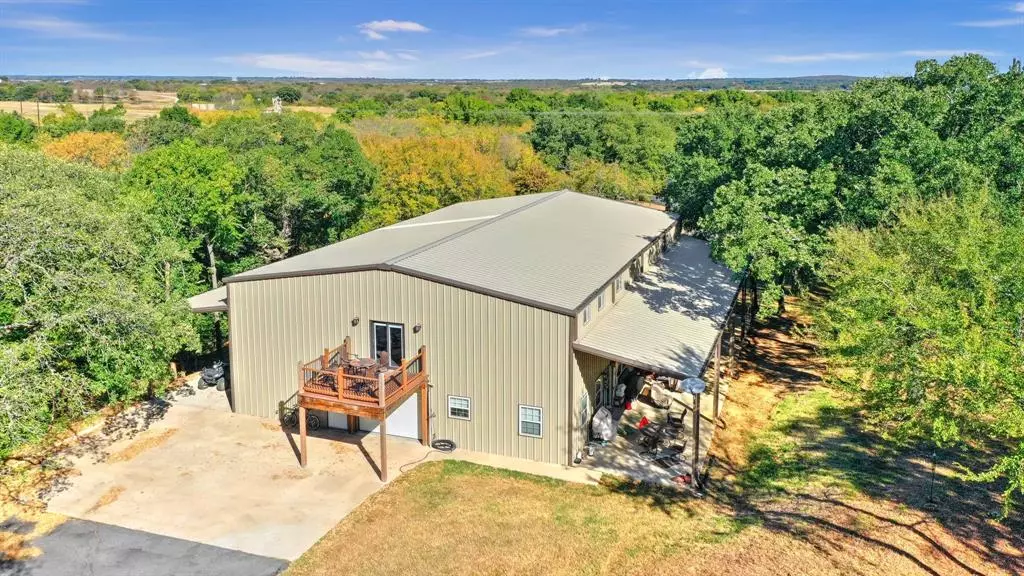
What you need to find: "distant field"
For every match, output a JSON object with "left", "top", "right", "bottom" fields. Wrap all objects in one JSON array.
[
  {"left": 0, "top": 92, "right": 343, "bottom": 124},
  {"left": 0, "top": 91, "right": 178, "bottom": 123}
]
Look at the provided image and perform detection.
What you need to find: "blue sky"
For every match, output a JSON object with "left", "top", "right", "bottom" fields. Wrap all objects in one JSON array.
[{"left": 0, "top": 0, "right": 1020, "bottom": 78}]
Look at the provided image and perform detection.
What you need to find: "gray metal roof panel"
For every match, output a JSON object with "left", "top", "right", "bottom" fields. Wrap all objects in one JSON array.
[
  {"left": 394, "top": 191, "right": 676, "bottom": 312},
  {"left": 187, "top": 286, "right": 228, "bottom": 313},
  {"left": 574, "top": 237, "right": 740, "bottom": 379},
  {"left": 224, "top": 193, "right": 554, "bottom": 283},
  {"left": 224, "top": 190, "right": 680, "bottom": 312}
]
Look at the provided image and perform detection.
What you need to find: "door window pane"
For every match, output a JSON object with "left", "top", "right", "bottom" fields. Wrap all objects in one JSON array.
[
  {"left": 389, "top": 325, "right": 404, "bottom": 366},
  {"left": 374, "top": 324, "right": 388, "bottom": 363}
]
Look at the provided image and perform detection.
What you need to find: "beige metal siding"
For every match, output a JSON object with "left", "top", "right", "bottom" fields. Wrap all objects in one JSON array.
[
  {"left": 228, "top": 269, "right": 573, "bottom": 465},
  {"left": 569, "top": 350, "right": 611, "bottom": 459}
]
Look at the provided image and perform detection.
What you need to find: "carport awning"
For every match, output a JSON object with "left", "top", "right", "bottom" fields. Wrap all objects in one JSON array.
[
  {"left": 187, "top": 286, "right": 228, "bottom": 313},
  {"left": 574, "top": 237, "right": 741, "bottom": 380}
]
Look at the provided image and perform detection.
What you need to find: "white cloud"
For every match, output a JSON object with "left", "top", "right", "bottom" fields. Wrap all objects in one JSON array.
[
  {"left": 217, "top": 53, "right": 394, "bottom": 77},
  {"left": 395, "top": 50, "right": 419, "bottom": 61},
  {"left": 768, "top": 49, "right": 997, "bottom": 63},
  {"left": 767, "top": 51, "right": 875, "bottom": 63},
  {"left": 681, "top": 59, "right": 720, "bottom": 68},
  {"left": 689, "top": 67, "right": 729, "bottom": 79},
  {"left": 461, "top": 50, "right": 501, "bottom": 60},
  {"left": 358, "top": 50, "right": 392, "bottom": 61},
  {"left": 900, "top": 49, "right": 997, "bottom": 57},
  {"left": 518, "top": 24, "right": 588, "bottom": 37},
  {"left": 959, "top": 3, "right": 1024, "bottom": 26},
  {"left": 0, "top": 16, "right": 124, "bottom": 40},
  {"left": 958, "top": 17, "right": 1024, "bottom": 27},
  {"left": 358, "top": 19, "right": 429, "bottom": 40}
]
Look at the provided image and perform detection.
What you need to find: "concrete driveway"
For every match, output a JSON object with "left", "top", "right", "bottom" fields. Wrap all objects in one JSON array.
[{"left": 40, "top": 381, "right": 430, "bottom": 567}]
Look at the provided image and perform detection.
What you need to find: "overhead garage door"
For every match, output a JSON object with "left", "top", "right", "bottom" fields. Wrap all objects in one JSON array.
[{"left": 359, "top": 391, "right": 420, "bottom": 440}]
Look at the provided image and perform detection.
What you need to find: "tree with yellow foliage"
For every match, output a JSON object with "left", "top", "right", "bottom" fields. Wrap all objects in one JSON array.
[
  {"left": 353, "top": 134, "right": 516, "bottom": 233},
  {"left": 42, "top": 131, "right": 131, "bottom": 170}
]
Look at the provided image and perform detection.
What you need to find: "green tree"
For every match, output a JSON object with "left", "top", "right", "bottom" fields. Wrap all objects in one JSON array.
[
  {"left": 86, "top": 104, "right": 127, "bottom": 134},
  {"left": 159, "top": 105, "right": 202, "bottom": 127},
  {"left": 126, "top": 140, "right": 246, "bottom": 289},
  {"left": 818, "top": 191, "right": 1024, "bottom": 514},
  {"left": 0, "top": 111, "right": 35, "bottom": 144},
  {"left": 275, "top": 85, "right": 302, "bottom": 104},
  {"left": 176, "top": 85, "right": 202, "bottom": 103},
  {"left": 41, "top": 104, "right": 87, "bottom": 138},
  {"left": 0, "top": 145, "right": 196, "bottom": 455}
]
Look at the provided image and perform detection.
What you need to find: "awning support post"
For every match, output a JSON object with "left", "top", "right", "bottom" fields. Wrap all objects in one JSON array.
[{"left": 713, "top": 335, "right": 721, "bottom": 421}]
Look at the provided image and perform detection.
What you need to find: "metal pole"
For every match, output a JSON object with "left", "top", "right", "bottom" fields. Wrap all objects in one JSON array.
[
  {"left": 713, "top": 336, "right": 721, "bottom": 421},
  {"left": 691, "top": 391, "right": 701, "bottom": 490}
]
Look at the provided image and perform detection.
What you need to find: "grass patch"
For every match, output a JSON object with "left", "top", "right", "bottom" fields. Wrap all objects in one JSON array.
[{"left": 286, "top": 460, "right": 742, "bottom": 576}]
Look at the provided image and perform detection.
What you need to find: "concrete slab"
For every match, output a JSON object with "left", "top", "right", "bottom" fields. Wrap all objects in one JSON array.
[
  {"left": 580, "top": 374, "right": 729, "bottom": 487},
  {"left": 46, "top": 400, "right": 430, "bottom": 561},
  {"left": 14, "top": 518, "right": 287, "bottom": 576}
]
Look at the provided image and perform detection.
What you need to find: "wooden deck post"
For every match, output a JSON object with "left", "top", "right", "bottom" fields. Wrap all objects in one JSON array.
[
  {"left": 419, "top": 381, "right": 429, "bottom": 447},
  {"left": 419, "top": 346, "right": 429, "bottom": 447},
  {"left": 299, "top": 405, "right": 308, "bottom": 468},
  {"left": 321, "top": 347, "right": 329, "bottom": 368},
  {"left": 347, "top": 414, "right": 358, "bottom": 433},
  {"left": 378, "top": 372, "right": 388, "bottom": 482},
  {"left": 713, "top": 335, "right": 721, "bottom": 421},
  {"left": 343, "top": 336, "right": 351, "bottom": 360}
]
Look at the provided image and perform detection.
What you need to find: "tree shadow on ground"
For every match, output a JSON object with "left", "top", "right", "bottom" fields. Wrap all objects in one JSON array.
[
  {"left": 606, "top": 306, "right": 1022, "bottom": 575},
  {"left": 1, "top": 380, "right": 196, "bottom": 509},
  {"left": 717, "top": 311, "right": 1021, "bottom": 574}
]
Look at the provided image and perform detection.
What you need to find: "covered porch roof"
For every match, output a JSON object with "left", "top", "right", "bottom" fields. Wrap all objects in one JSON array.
[
  {"left": 574, "top": 236, "right": 741, "bottom": 380},
  {"left": 187, "top": 286, "right": 228, "bottom": 313}
]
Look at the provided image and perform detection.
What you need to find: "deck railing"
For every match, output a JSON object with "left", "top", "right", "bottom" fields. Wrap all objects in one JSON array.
[{"left": 299, "top": 341, "right": 427, "bottom": 408}]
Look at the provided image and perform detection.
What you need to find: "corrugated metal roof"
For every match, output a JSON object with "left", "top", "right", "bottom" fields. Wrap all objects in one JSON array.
[
  {"left": 574, "top": 237, "right": 740, "bottom": 379},
  {"left": 226, "top": 192, "right": 555, "bottom": 283},
  {"left": 187, "top": 285, "right": 228, "bottom": 313},
  {"left": 394, "top": 191, "right": 676, "bottom": 312},
  {"left": 224, "top": 190, "right": 677, "bottom": 313}
]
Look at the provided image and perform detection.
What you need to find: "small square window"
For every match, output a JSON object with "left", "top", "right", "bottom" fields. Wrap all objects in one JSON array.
[
  {"left": 597, "top": 293, "right": 605, "bottom": 311},
  {"left": 582, "top": 306, "right": 591, "bottom": 325},
  {"left": 448, "top": 395, "right": 471, "bottom": 420},
  {"left": 519, "top": 405, "right": 542, "bottom": 438},
  {"left": 614, "top": 277, "right": 623, "bottom": 293}
]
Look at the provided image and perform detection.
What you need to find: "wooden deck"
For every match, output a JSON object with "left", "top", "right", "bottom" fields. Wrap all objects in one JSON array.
[{"left": 296, "top": 338, "right": 428, "bottom": 481}]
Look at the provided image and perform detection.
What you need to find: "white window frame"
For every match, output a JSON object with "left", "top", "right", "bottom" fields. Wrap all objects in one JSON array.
[
  {"left": 597, "top": 292, "right": 606, "bottom": 311},
  {"left": 447, "top": 395, "right": 471, "bottom": 421},
  {"left": 581, "top": 305, "right": 591, "bottom": 325},
  {"left": 614, "top": 276, "right": 623, "bottom": 294},
  {"left": 518, "top": 404, "right": 543, "bottom": 438}
]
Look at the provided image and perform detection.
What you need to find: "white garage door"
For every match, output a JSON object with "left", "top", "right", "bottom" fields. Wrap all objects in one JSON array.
[{"left": 359, "top": 391, "right": 420, "bottom": 440}]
